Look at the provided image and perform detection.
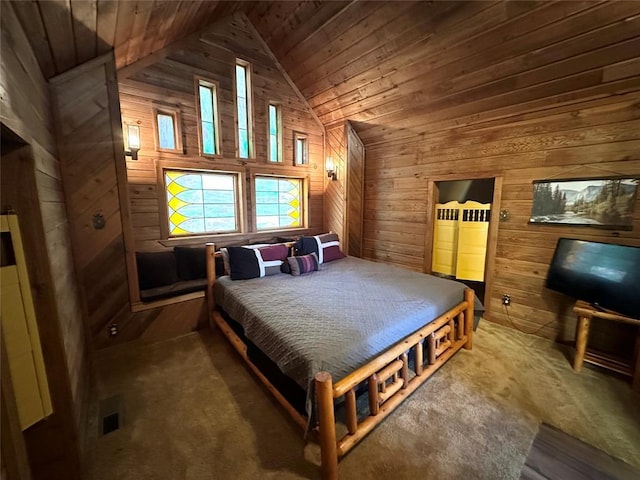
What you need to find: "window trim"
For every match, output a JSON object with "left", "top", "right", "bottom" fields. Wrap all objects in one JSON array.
[
  {"left": 267, "top": 102, "right": 283, "bottom": 163},
  {"left": 194, "top": 76, "right": 222, "bottom": 157},
  {"left": 293, "top": 131, "right": 309, "bottom": 166},
  {"left": 156, "top": 160, "right": 246, "bottom": 239},
  {"left": 152, "top": 104, "right": 183, "bottom": 154},
  {"left": 234, "top": 59, "right": 254, "bottom": 160},
  {"left": 250, "top": 167, "right": 308, "bottom": 233}
]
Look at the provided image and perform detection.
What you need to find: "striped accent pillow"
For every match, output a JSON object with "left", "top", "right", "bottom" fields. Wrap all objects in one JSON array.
[{"left": 287, "top": 253, "right": 319, "bottom": 276}]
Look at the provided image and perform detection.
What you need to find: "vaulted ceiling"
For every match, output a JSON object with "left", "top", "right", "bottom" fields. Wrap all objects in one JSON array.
[
  {"left": 10, "top": 1, "right": 640, "bottom": 146},
  {"left": 10, "top": 0, "right": 255, "bottom": 77}
]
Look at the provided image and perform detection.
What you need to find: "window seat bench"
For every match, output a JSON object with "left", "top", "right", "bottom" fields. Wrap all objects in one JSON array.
[
  {"left": 136, "top": 236, "right": 296, "bottom": 304},
  {"left": 136, "top": 246, "right": 220, "bottom": 302}
]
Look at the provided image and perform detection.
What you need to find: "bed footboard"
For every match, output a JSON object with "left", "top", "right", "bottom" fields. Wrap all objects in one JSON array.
[{"left": 316, "top": 288, "right": 474, "bottom": 479}]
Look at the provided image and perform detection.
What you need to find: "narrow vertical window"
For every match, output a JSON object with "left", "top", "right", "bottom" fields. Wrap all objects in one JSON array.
[
  {"left": 268, "top": 103, "right": 282, "bottom": 163},
  {"left": 157, "top": 113, "right": 176, "bottom": 150},
  {"left": 197, "top": 79, "right": 220, "bottom": 156},
  {"left": 153, "top": 106, "right": 182, "bottom": 153},
  {"left": 235, "top": 61, "right": 252, "bottom": 159},
  {"left": 294, "top": 132, "right": 308, "bottom": 165}
]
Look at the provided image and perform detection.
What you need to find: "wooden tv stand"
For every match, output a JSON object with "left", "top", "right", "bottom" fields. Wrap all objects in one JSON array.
[{"left": 573, "top": 300, "right": 640, "bottom": 392}]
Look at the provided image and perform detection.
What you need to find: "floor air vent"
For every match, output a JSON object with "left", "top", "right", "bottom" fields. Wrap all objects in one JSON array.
[
  {"left": 102, "top": 412, "right": 120, "bottom": 435},
  {"left": 99, "top": 395, "right": 123, "bottom": 436}
]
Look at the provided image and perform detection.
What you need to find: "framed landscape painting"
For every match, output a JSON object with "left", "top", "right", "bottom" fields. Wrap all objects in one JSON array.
[{"left": 529, "top": 177, "right": 638, "bottom": 229}]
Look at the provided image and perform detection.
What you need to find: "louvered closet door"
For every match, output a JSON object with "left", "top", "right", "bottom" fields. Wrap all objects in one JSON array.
[
  {"left": 1, "top": 215, "right": 53, "bottom": 430},
  {"left": 431, "top": 201, "right": 460, "bottom": 276},
  {"left": 455, "top": 202, "right": 490, "bottom": 282}
]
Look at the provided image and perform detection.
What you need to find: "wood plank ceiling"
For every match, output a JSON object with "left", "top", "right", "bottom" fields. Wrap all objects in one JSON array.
[
  {"left": 9, "top": 0, "right": 255, "bottom": 78},
  {"left": 15, "top": 1, "right": 640, "bottom": 144},
  {"left": 248, "top": 0, "right": 640, "bottom": 143}
]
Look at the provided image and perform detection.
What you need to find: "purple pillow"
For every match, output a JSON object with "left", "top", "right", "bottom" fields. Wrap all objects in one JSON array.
[{"left": 287, "top": 253, "right": 319, "bottom": 276}]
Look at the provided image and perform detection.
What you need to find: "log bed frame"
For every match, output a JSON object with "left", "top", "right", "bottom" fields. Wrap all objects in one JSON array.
[{"left": 205, "top": 243, "right": 474, "bottom": 479}]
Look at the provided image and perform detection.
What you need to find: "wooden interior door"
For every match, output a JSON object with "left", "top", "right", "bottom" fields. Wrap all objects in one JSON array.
[{"left": 455, "top": 201, "right": 491, "bottom": 282}]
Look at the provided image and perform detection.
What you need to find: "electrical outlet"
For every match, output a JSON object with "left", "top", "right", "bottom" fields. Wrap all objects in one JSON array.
[{"left": 502, "top": 294, "right": 511, "bottom": 306}]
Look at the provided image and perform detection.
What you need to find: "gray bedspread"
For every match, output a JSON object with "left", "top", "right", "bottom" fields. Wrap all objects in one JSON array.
[{"left": 215, "top": 256, "right": 480, "bottom": 394}]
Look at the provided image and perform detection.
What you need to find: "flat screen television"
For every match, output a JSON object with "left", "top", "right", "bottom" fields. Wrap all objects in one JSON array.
[{"left": 546, "top": 238, "right": 640, "bottom": 318}]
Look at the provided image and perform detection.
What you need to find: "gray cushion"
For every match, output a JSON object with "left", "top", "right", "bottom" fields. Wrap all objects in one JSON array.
[{"left": 136, "top": 251, "right": 177, "bottom": 290}]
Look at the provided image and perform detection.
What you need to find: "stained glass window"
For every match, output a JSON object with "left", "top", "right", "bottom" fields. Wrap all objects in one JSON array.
[
  {"left": 255, "top": 176, "right": 302, "bottom": 230},
  {"left": 198, "top": 81, "right": 218, "bottom": 155},
  {"left": 236, "top": 62, "right": 251, "bottom": 159},
  {"left": 268, "top": 103, "right": 281, "bottom": 163},
  {"left": 157, "top": 113, "right": 176, "bottom": 150},
  {"left": 165, "top": 170, "right": 238, "bottom": 236}
]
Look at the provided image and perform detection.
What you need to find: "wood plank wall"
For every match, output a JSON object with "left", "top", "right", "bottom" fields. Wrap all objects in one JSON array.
[
  {"left": 324, "top": 123, "right": 347, "bottom": 244},
  {"left": 43, "top": 12, "right": 323, "bottom": 352},
  {"left": 353, "top": 4, "right": 640, "bottom": 345},
  {"left": 324, "top": 121, "right": 366, "bottom": 256},
  {"left": 48, "top": 53, "right": 209, "bottom": 350},
  {"left": 44, "top": 12, "right": 324, "bottom": 350},
  {"left": 118, "top": 13, "right": 324, "bottom": 252},
  {"left": 346, "top": 123, "right": 365, "bottom": 257},
  {"left": 0, "top": 2, "right": 86, "bottom": 477},
  {"left": 49, "top": 54, "right": 135, "bottom": 352}
]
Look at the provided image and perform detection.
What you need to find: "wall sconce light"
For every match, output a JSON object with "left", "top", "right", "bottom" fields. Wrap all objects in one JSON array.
[
  {"left": 499, "top": 209, "right": 510, "bottom": 222},
  {"left": 125, "top": 124, "right": 140, "bottom": 160},
  {"left": 326, "top": 157, "right": 337, "bottom": 181}
]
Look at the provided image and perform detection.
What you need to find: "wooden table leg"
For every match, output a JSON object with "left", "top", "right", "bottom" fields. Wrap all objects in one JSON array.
[
  {"left": 632, "top": 329, "right": 640, "bottom": 393},
  {"left": 573, "top": 315, "right": 590, "bottom": 372}
]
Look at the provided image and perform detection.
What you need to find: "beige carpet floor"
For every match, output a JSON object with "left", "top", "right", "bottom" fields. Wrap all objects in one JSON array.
[{"left": 84, "top": 321, "right": 640, "bottom": 480}]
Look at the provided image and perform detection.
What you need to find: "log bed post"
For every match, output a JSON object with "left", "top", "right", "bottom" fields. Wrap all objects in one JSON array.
[
  {"left": 315, "top": 372, "right": 338, "bottom": 480},
  {"left": 345, "top": 389, "right": 357, "bottom": 435},
  {"left": 205, "top": 243, "right": 216, "bottom": 326},
  {"left": 464, "top": 288, "right": 474, "bottom": 350},
  {"left": 457, "top": 312, "right": 464, "bottom": 340},
  {"left": 415, "top": 341, "right": 424, "bottom": 375}
]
